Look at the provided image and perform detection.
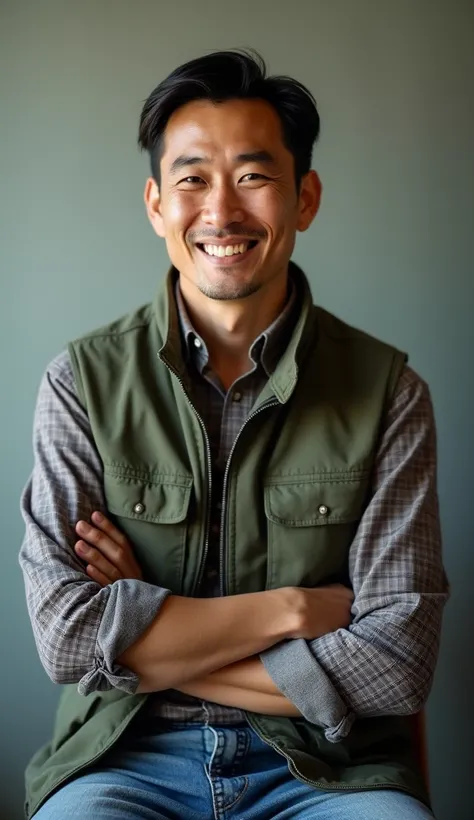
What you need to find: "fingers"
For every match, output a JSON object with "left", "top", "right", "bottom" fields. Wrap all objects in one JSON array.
[
  {"left": 85, "top": 563, "right": 113, "bottom": 588},
  {"left": 75, "top": 517, "right": 136, "bottom": 572},
  {"left": 323, "top": 584, "right": 354, "bottom": 601},
  {"left": 75, "top": 518, "right": 127, "bottom": 563},
  {"left": 75, "top": 539, "right": 122, "bottom": 582},
  {"left": 74, "top": 513, "right": 143, "bottom": 583},
  {"left": 90, "top": 511, "right": 130, "bottom": 547}
]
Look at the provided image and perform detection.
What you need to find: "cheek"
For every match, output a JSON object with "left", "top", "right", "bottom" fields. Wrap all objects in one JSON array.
[
  {"left": 252, "top": 191, "right": 297, "bottom": 240},
  {"left": 253, "top": 183, "right": 296, "bottom": 215},
  {"left": 162, "top": 195, "right": 197, "bottom": 235}
]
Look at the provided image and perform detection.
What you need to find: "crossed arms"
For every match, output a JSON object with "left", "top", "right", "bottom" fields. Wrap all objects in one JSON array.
[
  {"left": 19, "top": 352, "right": 448, "bottom": 741},
  {"left": 75, "top": 509, "right": 354, "bottom": 715}
]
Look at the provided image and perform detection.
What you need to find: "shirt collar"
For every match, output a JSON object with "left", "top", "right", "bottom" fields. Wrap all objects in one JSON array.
[
  {"left": 175, "top": 277, "right": 298, "bottom": 378},
  {"left": 175, "top": 284, "right": 210, "bottom": 372}
]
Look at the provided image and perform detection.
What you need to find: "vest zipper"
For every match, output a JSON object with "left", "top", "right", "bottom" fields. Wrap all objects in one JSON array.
[
  {"left": 218, "top": 398, "right": 279, "bottom": 595},
  {"left": 160, "top": 356, "right": 213, "bottom": 595}
]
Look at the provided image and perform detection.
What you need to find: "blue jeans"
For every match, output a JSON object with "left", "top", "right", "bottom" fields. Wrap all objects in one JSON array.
[{"left": 35, "top": 719, "right": 434, "bottom": 819}]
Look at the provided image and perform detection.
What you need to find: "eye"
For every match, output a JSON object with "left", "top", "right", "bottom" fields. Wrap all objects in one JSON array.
[
  {"left": 240, "top": 173, "right": 267, "bottom": 182},
  {"left": 178, "top": 176, "right": 205, "bottom": 186}
]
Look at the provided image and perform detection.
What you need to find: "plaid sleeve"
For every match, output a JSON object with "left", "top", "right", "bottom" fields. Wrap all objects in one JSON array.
[
  {"left": 19, "top": 351, "right": 170, "bottom": 695},
  {"left": 261, "top": 365, "right": 449, "bottom": 741}
]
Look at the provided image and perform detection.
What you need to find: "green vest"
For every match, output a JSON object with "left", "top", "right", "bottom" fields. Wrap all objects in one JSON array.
[{"left": 25, "top": 264, "right": 429, "bottom": 817}]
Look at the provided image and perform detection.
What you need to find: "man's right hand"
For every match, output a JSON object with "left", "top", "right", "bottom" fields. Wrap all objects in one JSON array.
[{"left": 283, "top": 584, "right": 354, "bottom": 640}]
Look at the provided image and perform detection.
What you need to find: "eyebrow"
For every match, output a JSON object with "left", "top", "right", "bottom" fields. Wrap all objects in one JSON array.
[
  {"left": 235, "top": 150, "right": 276, "bottom": 165},
  {"left": 169, "top": 155, "right": 209, "bottom": 175},
  {"left": 169, "top": 150, "right": 277, "bottom": 176}
]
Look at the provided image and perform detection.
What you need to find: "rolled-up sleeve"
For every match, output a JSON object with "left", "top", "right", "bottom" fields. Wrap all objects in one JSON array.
[
  {"left": 261, "top": 365, "right": 449, "bottom": 742},
  {"left": 19, "top": 351, "right": 171, "bottom": 695}
]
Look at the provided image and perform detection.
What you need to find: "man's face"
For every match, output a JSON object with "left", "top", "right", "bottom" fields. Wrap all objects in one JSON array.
[{"left": 145, "top": 98, "right": 320, "bottom": 301}]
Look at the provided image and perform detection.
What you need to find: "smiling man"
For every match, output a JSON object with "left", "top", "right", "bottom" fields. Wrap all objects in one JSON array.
[{"left": 20, "top": 51, "right": 448, "bottom": 819}]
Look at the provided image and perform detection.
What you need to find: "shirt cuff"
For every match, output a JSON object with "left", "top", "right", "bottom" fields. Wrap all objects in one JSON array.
[
  {"left": 78, "top": 578, "right": 171, "bottom": 696},
  {"left": 261, "top": 639, "right": 354, "bottom": 742}
]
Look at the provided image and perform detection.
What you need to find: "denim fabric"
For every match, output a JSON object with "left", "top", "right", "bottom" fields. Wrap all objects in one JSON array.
[{"left": 34, "top": 719, "right": 434, "bottom": 819}]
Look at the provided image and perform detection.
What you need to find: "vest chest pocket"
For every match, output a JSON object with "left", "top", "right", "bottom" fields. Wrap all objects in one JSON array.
[
  {"left": 103, "top": 469, "right": 193, "bottom": 594},
  {"left": 264, "top": 475, "right": 370, "bottom": 589}
]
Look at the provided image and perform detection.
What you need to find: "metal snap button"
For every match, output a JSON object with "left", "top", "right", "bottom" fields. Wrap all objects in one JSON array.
[
  {"left": 318, "top": 504, "right": 329, "bottom": 516},
  {"left": 133, "top": 502, "right": 145, "bottom": 514}
]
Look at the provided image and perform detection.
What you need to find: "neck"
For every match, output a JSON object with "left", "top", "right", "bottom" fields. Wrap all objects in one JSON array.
[{"left": 178, "top": 271, "right": 289, "bottom": 389}]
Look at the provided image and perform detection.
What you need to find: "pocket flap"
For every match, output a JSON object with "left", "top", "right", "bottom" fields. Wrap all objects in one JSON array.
[
  {"left": 104, "top": 468, "right": 193, "bottom": 524},
  {"left": 264, "top": 475, "right": 369, "bottom": 527}
]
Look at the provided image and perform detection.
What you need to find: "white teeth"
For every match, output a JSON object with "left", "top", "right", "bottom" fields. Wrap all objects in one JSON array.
[{"left": 202, "top": 242, "right": 252, "bottom": 257}]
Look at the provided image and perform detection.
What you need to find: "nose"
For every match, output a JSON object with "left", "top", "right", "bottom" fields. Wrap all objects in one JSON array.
[{"left": 201, "top": 181, "right": 245, "bottom": 228}]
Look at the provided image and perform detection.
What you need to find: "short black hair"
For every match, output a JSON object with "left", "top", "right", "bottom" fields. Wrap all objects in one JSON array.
[{"left": 138, "top": 49, "right": 320, "bottom": 190}]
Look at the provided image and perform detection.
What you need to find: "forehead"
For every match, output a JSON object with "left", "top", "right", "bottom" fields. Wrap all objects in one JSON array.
[{"left": 161, "top": 98, "right": 288, "bottom": 166}]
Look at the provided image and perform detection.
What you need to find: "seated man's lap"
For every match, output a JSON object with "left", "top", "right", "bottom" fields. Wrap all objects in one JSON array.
[
  {"left": 33, "top": 771, "right": 434, "bottom": 820},
  {"left": 32, "top": 724, "right": 434, "bottom": 820}
]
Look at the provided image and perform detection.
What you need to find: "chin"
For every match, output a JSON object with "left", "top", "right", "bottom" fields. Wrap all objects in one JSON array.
[{"left": 197, "top": 275, "right": 261, "bottom": 302}]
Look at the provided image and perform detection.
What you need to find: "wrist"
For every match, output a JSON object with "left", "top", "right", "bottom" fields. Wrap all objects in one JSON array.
[{"left": 267, "top": 586, "right": 303, "bottom": 642}]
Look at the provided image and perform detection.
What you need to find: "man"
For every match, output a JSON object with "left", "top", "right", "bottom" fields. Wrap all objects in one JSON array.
[{"left": 20, "top": 50, "right": 448, "bottom": 819}]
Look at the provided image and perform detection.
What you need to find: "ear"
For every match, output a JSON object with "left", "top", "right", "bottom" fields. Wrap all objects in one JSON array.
[
  {"left": 296, "top": 170, "right": 322, "bottom": 232},
  {"left": 144, "top": 177, "right": 165, "bottom": 238}
]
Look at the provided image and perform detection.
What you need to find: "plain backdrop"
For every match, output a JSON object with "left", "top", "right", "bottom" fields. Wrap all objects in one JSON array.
[{"left": 1, "top": 1, "right": 473, "bottom": 818}]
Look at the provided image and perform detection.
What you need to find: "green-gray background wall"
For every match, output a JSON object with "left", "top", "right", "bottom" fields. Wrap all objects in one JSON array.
[{"left": 2, "top": 1, "right": 473, "bottom": 818}]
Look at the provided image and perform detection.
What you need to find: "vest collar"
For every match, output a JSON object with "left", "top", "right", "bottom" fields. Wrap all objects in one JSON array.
[{"left": 154, "top": 262, "right": 317, "bottom": 402}]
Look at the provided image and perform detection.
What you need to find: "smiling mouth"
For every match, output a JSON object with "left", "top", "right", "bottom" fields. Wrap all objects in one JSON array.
[{"left": 196, "top": 240, "right": 259, "bottom": 259}]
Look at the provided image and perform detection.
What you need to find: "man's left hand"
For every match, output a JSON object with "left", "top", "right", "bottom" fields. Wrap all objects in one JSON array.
[{"left": 74, "top": 512, "right": 143, "bottom": 585}]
